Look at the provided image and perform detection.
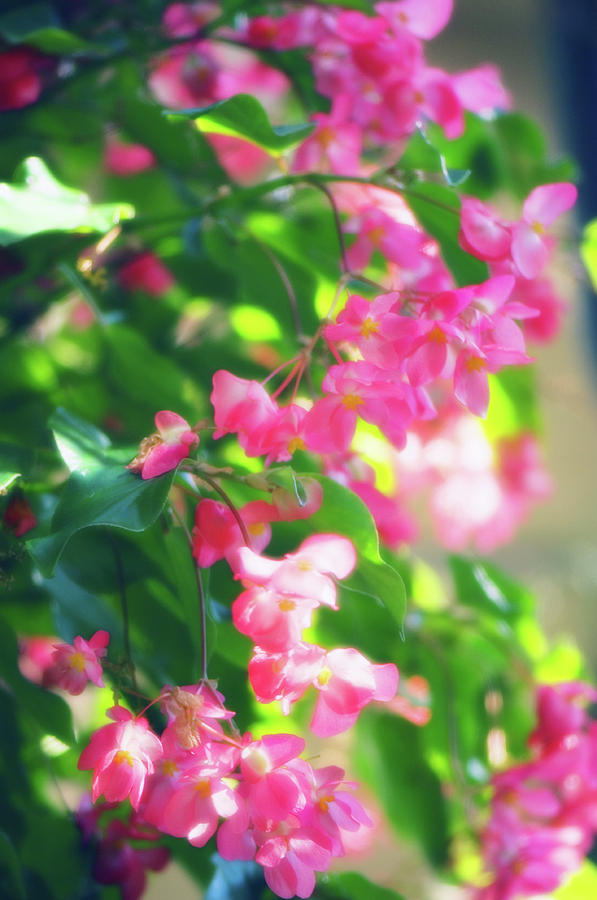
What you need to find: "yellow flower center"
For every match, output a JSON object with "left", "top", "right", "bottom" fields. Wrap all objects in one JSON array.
[
  {"left": 69, "top": 651, "right": 86, "bottom": 672},
  {"left": 114, "top": 750, "right": 134, "bottom": 767},
  {"left": 278, "top": 598, "right": 297, "bottom": 612},
  {"left": 195, "top": 779, "right": 211, "bottom": 798},
  {"left": 318, "top": 794, "right": 335, "bottom": 813},
  {"left": 360, "top": 317, "right": 379, "bottom": 339},
  {"left": 162, "top": 759, "right": 178, "bottom": 777},
  {"left": 429, "top": 325, "right": 447, "bottom": 344},
  {"left": 288, "top": 436, "right": 306, "bottom": 454},
  {"left": 531, "top": 221, "right": 545, "bottom": 235},
  {"left": 466, "top": 356, "right": 487, "bottom": 373},
  {"left": 248, "top": 522, "right": 266, "bottom": 536},
  {"left": 342, "top": 393, "right": 364, "bottom": 410},
  {"left": 317, "top": 666, "right": 333, "bottom": 687}
]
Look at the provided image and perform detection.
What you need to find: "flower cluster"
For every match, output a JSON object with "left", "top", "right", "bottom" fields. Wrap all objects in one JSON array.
[
  {"left": 231, "top": 534, "right": 398, "bottom": 735},
  {"left": 78, "top": 680, "right": 374, "bottom": 899},
  {"left": 478, "top": 682, "right": 597, "bottom": 899}
]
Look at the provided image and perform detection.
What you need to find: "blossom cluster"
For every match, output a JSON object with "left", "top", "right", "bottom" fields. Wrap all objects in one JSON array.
[
  {"left": 77, "top": 683, "right": 374, "bottom": 899},
  {"left": 478, "top": 682, "right": 597, "bottom": 899}
]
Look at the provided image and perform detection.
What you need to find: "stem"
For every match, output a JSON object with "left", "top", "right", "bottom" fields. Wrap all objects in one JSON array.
[
  {"left": 170, "top": 505, "right": 209, "bottom": 681},
  {"left": 111, "top": 539, "right": 137, "bottom": 693}
]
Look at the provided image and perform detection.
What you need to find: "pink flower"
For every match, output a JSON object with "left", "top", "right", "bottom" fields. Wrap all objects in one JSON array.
[
  {"left": 310, "top": 648, "right": 399, "bottom": 737},
  {"left": 292, "top": 95, "right": 362, "bottom": 176},
  {"left": 459, "top": 197, "right": 511, "bottom": 262},
  {"left": 241, "top": 734, "right": 310, "bottom": 827},
  {"left": 18, "top": 635, "right": 61, "bottom": 687},
  {"left": 511, "top": 182, "right": 577, "bottom": 279},
  {"left": 257, "top": 826, "right": 333, "bottom": 899},
  {"left": 104, "top": 138, "right": 156, "bottom": 176},
  {"left": 78, "top": 706, "right": 163, "bottom": 809},
  {"left": 162, "top": 2, "right": 219, "bottom": 38},
  {"left": 128, "top": 411, "right": 198, "bottom": 479},
  {"left": 375, "top": 0, "right": 453, "bottom": 40},
  {"left": 248, "top": 644, "right": 328, "bottom": 712},
  {"left": 118, "top": 252, "right": 175, "bottom": 296},
  {"left": 211, "top": 370, "right": 280, "bottom": 457},
  {"left": 192, "top": 498, "right": 278, "bottom": 568},
  {"left": 234, "top": 534, "right": 357, "bottom": 609},
  {"left": 52, "top": 630, "right": 110, "bottom": 695}
]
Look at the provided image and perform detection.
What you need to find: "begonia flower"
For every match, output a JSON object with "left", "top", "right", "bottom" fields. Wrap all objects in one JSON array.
[
  {"left": 52, "top": 630, "right": 110, "bottom": 695},
  {"left": 127, "top": 410, "right": 198, "bottom": 479}
]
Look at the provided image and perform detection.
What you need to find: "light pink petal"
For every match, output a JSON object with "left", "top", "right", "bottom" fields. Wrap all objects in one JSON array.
[
  {"left": 376, "top": 0, "right": 453, "bottom": 39},
  {"left": 522, "top": 182, "right": 577, "bottom": 226},
  {"left": 511, "top": 222, "right": 548, "bottom": 279},
  {"left": 310, "top": 693, "right": 360, "bottom": 738},
  {"left": 373, "top": 663, "right": 399, "bottom": 701},
  {"left": 453, "top": 354, "right": 490, "bottom": 417},
  {"left": 256, "top": 837, "right": 288, "bottom": 868},
  {"left": 295, "top": 534, "right": 357, "bottom": 579},
  {"left": 217, "top": 819, "right": 256, "bottom": 861}
]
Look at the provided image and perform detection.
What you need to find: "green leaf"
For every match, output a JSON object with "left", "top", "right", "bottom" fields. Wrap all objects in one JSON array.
[
  {"left": 10, "top": 27, "right": 99, "bottom": 54},
  {"left": 0, "top": 832, "right": 26, "bottom": 900},
  {"left": 0, "top": 157, "right": 134, "bottom": 246},
  {"left": 49, "top": 406, "right": 113, "bottom": 473},
  {"left": 355, "top": 711, "right": 449, "bottom": 865},
  {"left": 450, "top": 555, "right": 533, "bottom": 620},
  {"left": 178, "top": 94, "right": 315, "bottom": 155},
  {"left": 581, "top": 219, "right": 597, "bottom": 291},
  {"left": 0, "top": 443, "right": 33, "bottom": 492},
  {"left": 27, "top": 465, "right": 175, "bottom": 576},
  {"left": 398, "top": 128, "right": 471, "bottom": 187},
  {"left": 0, "top": 2, "right": 56, "bottom": 41},
  {"left": 404, "top": 183, "right": 488, "bottom": 286},
  {"left": 307, "top": 475, "right": 406, "bottom": 630},
  {"left": 315, "top": 872, "right": 406, "bottom": 900}
]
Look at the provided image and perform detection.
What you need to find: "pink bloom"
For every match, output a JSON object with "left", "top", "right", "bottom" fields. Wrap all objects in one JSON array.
[
  {"left": 459, "top": 197, "right": 511, "bottom": 262},
  {"left": 375, "top": 0, "right": 453, "bottom": 40},
  {"left": 18, "top": 635, "right": 61, "bottom": 687},
  {"left": 248, "top": 643, "right": 327, "bottom": 712},
  {"left": 303, "top": 362, "right": 425, "bottom": 453},
  {"left": 206, "top": 134, "right": 271, "bottom": 184},
  {"left": 162, "top": 2, "right": 219, "bottom": 38},
  {"left": 78, "top": 707, "right": 163, "bottom": 809},
  {"left": 511, "top": 182, "right": 577, "bottom": 279},
  {"left": 104, "top": 138, "right": 156, "bottom": 176},
  {"left": 241, "top": 734, "right": 311, "bottom": 827},
  {"left": 325, "top": 292, "right": 412, "bottom": 368},
  {"left": 160, "top": 682, "right": 235, "bottom": 750},
  {"left": 257, "top": 826, "right": 333, "bottom": 899},
  {"left": 148, "top": 43, "right": 218, "bottom": 109},
  {"left": 451, "top": 64, "right": 511, "bottom": 116},
  {"left": 233, "top": 587, "right": 321, "bottom": 653},
  {"left": 271, "top": 477, "right": 323, "bottom": 522},
  {"left": 292, "top": 95, "right": 362, "bottom": 176},
  {"left": 307, "top": 765, "right": 373, "bottom": 856},
  {"left": 345, "top": 207, "right": 424, "bottom": 271},
  {"left": 234, "top": 534, "right": 356, "bottom": 609},
  {"left": 118, "top": 252, "right": 175, "bottom": 296},
  {"left": 0, "top": 47, "right": 46, "bottom": 112},
  {"left": 192, "top": 498, "right": 278, "bottom": 568},
  {"left": 211, "top": 370, "right": 280, "bottom": 457},
  {"left": 311, "top": 648, "right": 399, "bottom": 737},
  {"left": 128, "top": 410, "right": 198, "bottom": 480},
  {"left": 52, "top": 630, "right": 110, "bottom": 695}
]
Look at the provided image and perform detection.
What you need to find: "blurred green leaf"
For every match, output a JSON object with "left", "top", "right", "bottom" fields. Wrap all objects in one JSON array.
[
  {"left": 306, "top": 475, "right": 406, "bottom": 631},
  {"left": 0, "top": 443, "right": 33, "bottom": 492},
  {"left": 581, "top": 219, "right": 597, "bottom": 291},
  {"left": 28, "top": 464, "right": 175, "bottom": 576},
  {"left": 179, "top": 94, "right": 315, "bottom": 155},
  {"left": 404, "top": 183, "right": 488, "bottom": 286},
  {"left": 0, "top": 157, "right": 134, "bottom": 246},
  {"left": 49, "top": 406, "right": 113, "bottom": 473},
  {"left": 0, "top": 832, "right": 26, "bottom": 900},
  {"left": 315, "top": 872, "right": 406, "bottom": 900}
]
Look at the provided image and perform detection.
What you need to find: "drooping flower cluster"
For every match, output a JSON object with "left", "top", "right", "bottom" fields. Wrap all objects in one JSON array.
[
  {"left": 477, "top": 682, "right": 597, "bottom": 899},
  {"left": 230, "top": 534, "right": 399, "bottom": 736},
  {"left": 78, "top": 679, "right": 374, "bottom": 899}
]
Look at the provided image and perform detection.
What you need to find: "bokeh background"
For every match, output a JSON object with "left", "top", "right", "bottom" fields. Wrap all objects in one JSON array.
[{"left": 142, "top": 2, "right": 597, "bottom": 897}]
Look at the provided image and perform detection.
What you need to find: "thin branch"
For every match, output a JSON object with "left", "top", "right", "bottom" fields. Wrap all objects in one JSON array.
[
  {"left": 194, "top": 470, "right": 252, "bottom": 548},
  {"left": 170, "top": 505, "right": 209, "bottom": 681}
]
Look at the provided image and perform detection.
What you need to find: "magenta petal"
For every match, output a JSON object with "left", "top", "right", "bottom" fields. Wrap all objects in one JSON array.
[{"left": 141, "top": 443, "right": 187, "bottom": 479}]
